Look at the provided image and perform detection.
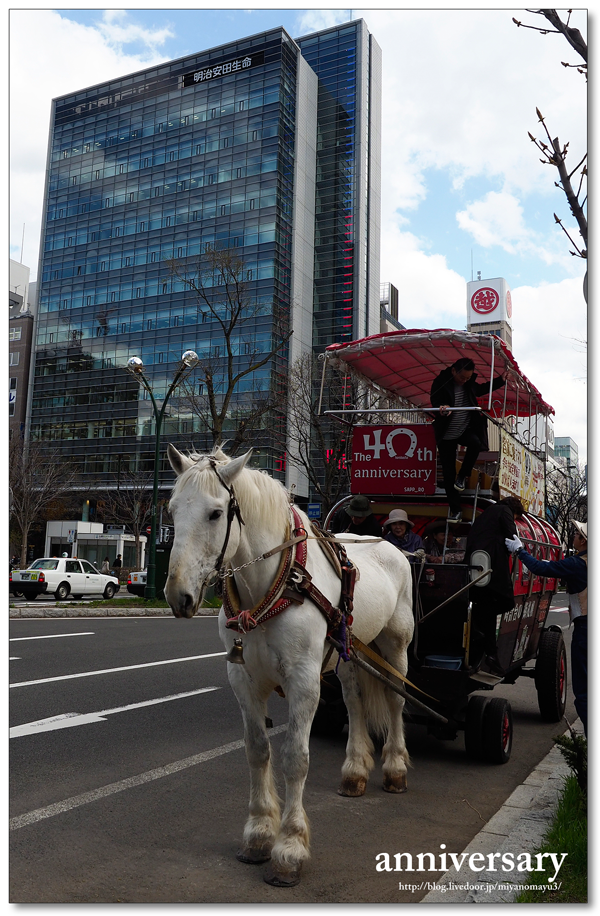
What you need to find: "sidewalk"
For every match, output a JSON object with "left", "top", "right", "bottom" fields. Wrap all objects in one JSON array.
[{"left": 420, "top": 735, "right": 575, "bottom": 903}]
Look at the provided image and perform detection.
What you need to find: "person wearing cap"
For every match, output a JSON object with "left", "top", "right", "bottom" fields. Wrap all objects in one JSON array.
[
  {"left": 329, "top": 495, "right": 383, "bottom": 537},
  {"left": 506, "top": 520, "right": 587, "bottom": 736},
  {"left": 383, "top": 509, "right": 424, "bottom": 561},
  {"left": 423, "top": 520, "right": 462, "bottom": 563},
  {"left": 430, "top": 357, "right": 506, "bottom": 523}
]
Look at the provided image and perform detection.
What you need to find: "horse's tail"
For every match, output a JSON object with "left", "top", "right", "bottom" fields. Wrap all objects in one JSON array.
[{"left": 354, "top": 665, "right": 391, "bottom": 741}]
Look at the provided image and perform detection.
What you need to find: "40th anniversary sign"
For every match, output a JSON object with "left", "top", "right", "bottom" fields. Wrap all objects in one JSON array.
[{"left": 351, "top": 425, "right": 437, "bottom": 496}]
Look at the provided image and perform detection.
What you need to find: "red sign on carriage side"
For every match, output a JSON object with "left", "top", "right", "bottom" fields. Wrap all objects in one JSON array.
[{"left": 351, "top": 425, "right": 437, "bottom": 495}]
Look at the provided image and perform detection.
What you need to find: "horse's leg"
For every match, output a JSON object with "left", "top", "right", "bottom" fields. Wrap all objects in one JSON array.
[
  {"left": 264, "top": 662, "right": 321, "bottom": 887},
  {"left": 228, "top": 666, "right": 281, "bottom": 864},
  {"left": 375, "top": 632, "right": 410, "bottom": 793},
  {"left": 335, "top": 661, "right": 376, "bottom": 797}
]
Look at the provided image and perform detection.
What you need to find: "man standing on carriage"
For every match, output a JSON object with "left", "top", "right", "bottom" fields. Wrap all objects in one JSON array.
[
  {"left": 430, "top": 357, "right": 506, "bottom": 522},
  {"left": 465, "top": 496, "right": 525, "bottom": 673}
]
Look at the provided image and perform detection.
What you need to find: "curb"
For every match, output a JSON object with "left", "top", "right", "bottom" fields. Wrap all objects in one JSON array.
[
  {"left": 420, "top": 730, "right": 576, "bottom": 903},
  {"left": 9, "top": 605, "right": 220, "bottom": 618}
]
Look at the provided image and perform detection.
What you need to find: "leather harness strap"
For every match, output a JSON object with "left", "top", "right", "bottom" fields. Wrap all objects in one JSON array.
[
  {"left": 351, "top": 636, "right": 439, "bottom": 702},
  {"left": 223, "top": 507, "right": 353, "bottom": 635}
]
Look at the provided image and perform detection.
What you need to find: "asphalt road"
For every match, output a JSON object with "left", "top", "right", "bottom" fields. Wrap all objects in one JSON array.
[{"left": 10, "top": 596, "right": 575, "bottom": 905}]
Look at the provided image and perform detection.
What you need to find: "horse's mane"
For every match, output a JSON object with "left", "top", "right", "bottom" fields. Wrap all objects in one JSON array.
[{"left": 172, "top": 447, "right": 292, "bottom": 531}]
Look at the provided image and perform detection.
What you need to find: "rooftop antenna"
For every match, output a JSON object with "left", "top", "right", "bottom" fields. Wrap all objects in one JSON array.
[
  {"left": 20, "top": 223, "right": 25, "bottom": 263},
  {"left": 477, "top": 270, "right": 481, "bottom": 281}
]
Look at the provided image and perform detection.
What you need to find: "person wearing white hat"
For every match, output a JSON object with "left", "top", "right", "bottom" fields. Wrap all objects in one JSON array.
[
  {"left": 505, "top": 519, "right": 587, "bottom": 735},
  {"left": 383, "top": 509, "right": 424, "bottom": 561}
]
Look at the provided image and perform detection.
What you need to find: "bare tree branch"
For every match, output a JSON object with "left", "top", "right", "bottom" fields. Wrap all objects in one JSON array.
[
  {"left": 166, "top": 248, "right": 291, "bottom": 453},
  {"left": 9, "top": 438, "right": 78, "bottom": 568},
  {"left": 517, "top": 12, "right": 587, "bottom": 263}
]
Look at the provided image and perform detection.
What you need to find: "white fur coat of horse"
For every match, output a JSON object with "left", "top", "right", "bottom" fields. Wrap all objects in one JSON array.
[{"left": 165, "top": 446, "right": 414, "bottom": 887}]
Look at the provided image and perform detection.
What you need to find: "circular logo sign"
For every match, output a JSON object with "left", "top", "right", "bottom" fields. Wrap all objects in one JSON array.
[
  {"left": 506, "top": 289, "right": 512, "bottom": 319},
  {"left": 471, "top": 287, "right": 499, "bottom": 314}
]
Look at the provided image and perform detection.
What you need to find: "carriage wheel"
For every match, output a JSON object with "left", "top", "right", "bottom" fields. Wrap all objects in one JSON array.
[
  {"left": 481, "top": 697, "right": 512, "bottom": 764},
  {"left": 311, "top": 699, "right": 347, "bottom": 737},
  {"left": 535, "top": 628, "right": 568, "bottom": 722},
  {"left": 464, "top": 694, "right": 488, "bottom": 760}
]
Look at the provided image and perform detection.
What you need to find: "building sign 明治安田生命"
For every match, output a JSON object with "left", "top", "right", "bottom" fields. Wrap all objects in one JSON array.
[
  {"left": 183, "top": 51, "right": 265, "bottom": 87},
  {"left": 351, "top": 425, "right": 437, "bottom": 496}
]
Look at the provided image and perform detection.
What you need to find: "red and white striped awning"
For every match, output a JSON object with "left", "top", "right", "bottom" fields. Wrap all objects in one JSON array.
[{"left": 325, "top": 328, "right": 554, "bottom": 418}]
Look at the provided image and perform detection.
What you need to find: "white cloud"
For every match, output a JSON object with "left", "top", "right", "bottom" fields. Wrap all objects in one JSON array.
[
  {"left": 9, "top": 10, "right": 172, "bottom": 274},
  {"left": 295, "top": 10, "right": 353, "bottom": 35},
  {"left": 457, "top": 191, "right": 530, "bottom": 254},
  {"left": 379, "top": 222, "right": 467, "bottom": 328},
  {"left": 510, "top": 278, "right": 587, "bottom": 464}
]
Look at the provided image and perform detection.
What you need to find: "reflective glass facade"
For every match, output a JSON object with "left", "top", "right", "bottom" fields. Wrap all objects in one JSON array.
[{"left": 31, "top": 21, "right": 380, "bottom": 493}]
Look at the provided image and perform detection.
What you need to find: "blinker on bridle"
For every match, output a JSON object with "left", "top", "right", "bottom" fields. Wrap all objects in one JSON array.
[{"left": 202, "top": 458, "right": 245, "bottom": 590}]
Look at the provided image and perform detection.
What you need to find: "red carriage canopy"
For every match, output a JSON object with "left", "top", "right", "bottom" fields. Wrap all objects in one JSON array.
[{"left": 325, "top": 329, "right": 554, "bottom": 419}]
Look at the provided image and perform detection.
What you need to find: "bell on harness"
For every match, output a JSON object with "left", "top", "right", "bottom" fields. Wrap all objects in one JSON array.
[{"left": 226, "top": 638, "right": 245, "bottom": 664}]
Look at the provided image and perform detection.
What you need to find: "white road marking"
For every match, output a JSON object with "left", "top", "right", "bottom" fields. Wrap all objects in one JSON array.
[
  {"left": 10, "top": 687, "right": 220, "bottom": 738},
  {"left": 9, "top": 651, "right": 227, "bottom": 689},
  {"left": 10, "top": 724, "right": 288, "bottom": 830},
  {"left": 10, "top": 657, "right": 21, "bottom": 661},
  {"left": 9, "top": 632, "right": 95, "bottom": 642}
]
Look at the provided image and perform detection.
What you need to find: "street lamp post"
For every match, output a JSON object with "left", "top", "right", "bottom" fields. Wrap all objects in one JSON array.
[{"left": 126, "top": 350, "right": 199, "bottom": 599}]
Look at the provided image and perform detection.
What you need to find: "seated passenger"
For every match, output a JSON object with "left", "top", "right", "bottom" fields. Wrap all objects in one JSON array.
[
  {"left": 329, "top": 495, "right": 383, "bottom": 537},
  {"left": 383, "top": 509, "right": 424, "bottom": 561},
  {"left": 423, "top": 521, "right": 465, "bottom": 563}
]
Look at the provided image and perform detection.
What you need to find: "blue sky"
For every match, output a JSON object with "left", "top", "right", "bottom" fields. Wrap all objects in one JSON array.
[{"left": 10, "top": 8, "right": 588, "bottom": 459}]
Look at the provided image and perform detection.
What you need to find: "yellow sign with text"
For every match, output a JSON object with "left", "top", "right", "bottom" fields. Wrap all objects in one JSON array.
[{"left": 499, "top": 431, "right": 545, "bottom": 515}]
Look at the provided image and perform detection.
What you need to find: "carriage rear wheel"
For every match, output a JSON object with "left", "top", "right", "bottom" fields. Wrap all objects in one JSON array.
[
  {"left": 481, "top": 697, "right": 512, "bottom": 764},
  {"left": 535, "top": 628, "right": 568, "bottom": 722},
  {"left": 464, "top": 694, "right": 488, "bottom": 760}
]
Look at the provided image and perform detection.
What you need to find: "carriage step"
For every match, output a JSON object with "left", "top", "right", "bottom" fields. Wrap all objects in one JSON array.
[{"left": 468, "top": 670, "right": 503, "bottom": 685}]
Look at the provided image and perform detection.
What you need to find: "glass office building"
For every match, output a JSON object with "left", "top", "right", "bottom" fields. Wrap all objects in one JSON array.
[{"left": 30, "top": 20, "right": 381, "bottom": 498}]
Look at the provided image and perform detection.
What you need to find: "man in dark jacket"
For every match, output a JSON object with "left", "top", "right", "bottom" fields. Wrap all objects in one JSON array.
[
  {"left": 506, "top": 520, "right": 587, "bottom": 735},
  {"left": 431, "top": 357, "right": 506, "bottom": 521},
  {"left": 329, "top": 495, "right": 383, "bottom": 537},
  {"left": 465, "top": 496, "right": 525, "bottom": 672}
]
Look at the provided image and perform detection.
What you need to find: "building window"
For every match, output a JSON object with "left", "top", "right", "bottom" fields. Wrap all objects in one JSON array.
[
  {"left": 96, "top": 170, "right": 101, "bottom": 179},
  {"left": 158, "top": 352, "right": 165, "bottom": 363},
  {"left": 125, "top": 257, "right": 131, "bottom": 266},
  {"left": 86, "top": 296, "right": 92, "bottom": 306},
  {"left": 9, "top": 327, "right": 22, "bottom": 341},
  {"left": 9, "top": 352, "right": 20, "bottom": 367},
  {"left": 136, "top": 288, "right": 142, "bottom": 298},
  {"left": 169, "top": 152, "right": 175, "bottom": 161}
]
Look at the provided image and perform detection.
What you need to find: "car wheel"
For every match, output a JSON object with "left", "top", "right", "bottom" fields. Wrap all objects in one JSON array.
[
  {"left": 103, "top": 583, "right": 116, "bottom": 600},
  {"left": 54, "top": 582, "right": 70, "bottom": 601},
  {"left": 535, "top": 628, "right": 568, "bottom": 722}
]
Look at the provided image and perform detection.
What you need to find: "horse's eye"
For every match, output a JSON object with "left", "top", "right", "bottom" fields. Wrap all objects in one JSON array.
[{"left": 209, "top": 510, "right": 222, "bottom": 521}]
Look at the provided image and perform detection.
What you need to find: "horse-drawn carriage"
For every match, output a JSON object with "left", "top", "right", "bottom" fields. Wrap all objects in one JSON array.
[
  {"left": 163, "top": 328, "right": 566, "bottom": 887},
  {"left": 313, "top": 328, "right": 566, "bottom": 764}
]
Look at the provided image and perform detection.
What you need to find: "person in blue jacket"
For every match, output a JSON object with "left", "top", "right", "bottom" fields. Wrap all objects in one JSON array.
[{"left": 505, "top": 520, "right": 587, "bottom": 736}]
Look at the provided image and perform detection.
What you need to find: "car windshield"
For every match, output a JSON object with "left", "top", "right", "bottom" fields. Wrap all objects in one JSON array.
[{"left": 30, "top": 559, "right": 59, "bottom": 570}]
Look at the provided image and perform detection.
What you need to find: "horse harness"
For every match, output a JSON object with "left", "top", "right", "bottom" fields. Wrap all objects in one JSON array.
[
  {"left": 207, "top": 461, "right": 435, "bottom": 700},
  {"left": 203, "top": 460, "right": 356, "bottom": 642},
  {"left": 222, "top": 505, "right": 357, "bottom": 643}
]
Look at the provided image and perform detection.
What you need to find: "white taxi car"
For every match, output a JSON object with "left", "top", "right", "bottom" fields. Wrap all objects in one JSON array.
[{"left": 10, "top": 558, "right": 120, "bottom": 601}]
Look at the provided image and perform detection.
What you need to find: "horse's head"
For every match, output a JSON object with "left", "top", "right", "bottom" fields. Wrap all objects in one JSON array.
[{"left": 165, "top": 444, "right": 253, "bottom": 618}]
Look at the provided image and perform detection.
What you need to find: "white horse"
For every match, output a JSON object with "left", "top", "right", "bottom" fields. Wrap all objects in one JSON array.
[{"left": 165, "top": 446, "right": 414, "bottom": 887}]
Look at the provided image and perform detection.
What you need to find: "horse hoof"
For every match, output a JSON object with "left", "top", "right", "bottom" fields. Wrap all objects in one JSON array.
[
  {"left": 263, "top": 863, "right": 301, "bottom": 887},
  {"left": 337, "top": 776, "right": 367, "bottom": 797},
  {"left": 236, "top": 845, "right": 272, "bottom": 864},
  {"left": 382, "top": 773, "right": 408, "bottom": 794}
]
